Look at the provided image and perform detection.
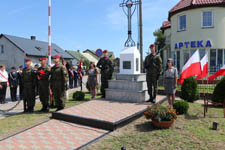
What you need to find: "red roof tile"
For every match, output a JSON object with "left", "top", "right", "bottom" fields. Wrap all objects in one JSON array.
[
  {"left": 161, "top": 21, "right": 171, "bottom": 29},
  {"left": 169, "top": 0, "right": 225, "bottom": 15}
]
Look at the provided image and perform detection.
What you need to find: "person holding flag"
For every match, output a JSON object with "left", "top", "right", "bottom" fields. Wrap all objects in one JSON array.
[
  {"left": 179, "top": 50, "right": 201, "bottom": 84},
  {"left": 78, "top": 57, "right": 83, "bottom": 90},
  {"left": 37, "top": 57, "right": 50, "bottom": 112}
]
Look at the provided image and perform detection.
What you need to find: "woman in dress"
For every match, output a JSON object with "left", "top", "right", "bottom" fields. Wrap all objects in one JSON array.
[
  {"left": 87, "top": 62, "right": 98, "bottom": 99},
  {"left": 163, "top": 59, "right": 178, "bottom": 108}
]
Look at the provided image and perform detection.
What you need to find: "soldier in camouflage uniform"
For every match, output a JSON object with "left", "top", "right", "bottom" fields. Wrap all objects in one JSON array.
[
  {"left": 50, "top": 55, "right": 68, "bottom": 111},
  {"left": 37, "top": 57, "right": 50, "bottom": 112},
  {"left": 144, "top": 44, "right": 162, "bottom": 103},
  {"left": 21, "top": 59, "right": 37, "bottom": 113},
  {"left": 97, "top": 50, "right": 114, "bottom": 98}
]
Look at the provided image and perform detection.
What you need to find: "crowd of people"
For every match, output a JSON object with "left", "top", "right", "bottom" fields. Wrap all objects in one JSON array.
[
  {"left": 0, "top": 46, "right": 178, "bottom": 113},
  {"left": 0, "top": 55, "right": 84, "bottom": 113}
]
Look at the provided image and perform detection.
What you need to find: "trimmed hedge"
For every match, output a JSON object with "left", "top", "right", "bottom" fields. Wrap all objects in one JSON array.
[
  {"left": 211, "top": 76, "right": 225, "bottom": 103},
  {"left": 72, "top": 91, "right": 85, "bottom": 101},
  {"left": 180, "top": 77, "right": 200, "bottom": 102},
  {"left": 173, "top": 100, "right": 189, "bottom": 114}
]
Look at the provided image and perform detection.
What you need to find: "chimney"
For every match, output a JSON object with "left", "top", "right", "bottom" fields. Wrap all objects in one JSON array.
[{"left": 31, "top": 36, "right": 36, "bottom": 40}]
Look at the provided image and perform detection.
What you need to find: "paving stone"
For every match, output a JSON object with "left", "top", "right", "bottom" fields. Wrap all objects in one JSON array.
[{"left": 0, "top": 119, "right": 108, "bottom": 150}]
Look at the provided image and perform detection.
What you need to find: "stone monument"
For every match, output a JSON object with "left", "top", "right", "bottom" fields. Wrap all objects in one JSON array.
[{"left": 105, "top": 0, "right": 149, "bottom": 103}]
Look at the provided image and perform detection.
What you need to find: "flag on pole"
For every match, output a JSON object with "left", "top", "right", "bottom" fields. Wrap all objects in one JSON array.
[
  {"left": 208, "top": 65, "right": 225, "bottom": 81},
  {"left": 78, "top": 57, "right": 83, "bottom": 79},
  {"left": 179, "top": 50, "right": 201, "bottom": 84},
  {"left": 196, "top": 53, "right": 209, "bottom": 80}
]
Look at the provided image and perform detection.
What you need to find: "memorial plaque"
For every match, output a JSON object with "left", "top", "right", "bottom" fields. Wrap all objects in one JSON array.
[{"left": 123, "top": 61, "right": 131, "bottom": 69}]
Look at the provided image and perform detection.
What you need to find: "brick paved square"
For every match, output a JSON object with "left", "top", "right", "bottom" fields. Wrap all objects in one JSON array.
[{"left": 0, "top": 120, "right": 108, "bottom": 150}]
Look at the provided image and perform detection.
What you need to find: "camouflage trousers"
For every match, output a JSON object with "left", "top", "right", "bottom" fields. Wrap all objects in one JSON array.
[
  {"left": 51, "top": 82, "right": 66, "bottom": 109},
  {"left": 101, "top": 74, "right": 110, "bottom": 97},
  {"left": 146, "top": 73, "right": 158, "bottom": 99},
  {"left": 23, "top": 83, "right": 35, "bottom": 111},
  {"left": 39, "top": 82, "right": 49, "bottom": 109}
]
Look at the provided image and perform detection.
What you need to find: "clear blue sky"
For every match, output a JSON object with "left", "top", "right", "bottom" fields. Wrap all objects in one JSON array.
[{"left": 0, "top": 0, "right": 179, "bottom": 57}]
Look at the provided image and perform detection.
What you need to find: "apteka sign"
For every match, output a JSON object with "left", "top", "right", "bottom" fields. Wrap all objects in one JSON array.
[{"left": 175, "top": 40, "right": 212, "bottom": 49}]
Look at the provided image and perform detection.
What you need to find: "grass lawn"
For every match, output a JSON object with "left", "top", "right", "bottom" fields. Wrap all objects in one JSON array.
[
  {"left": 0, "top": 91, "right": 99, "bottom": 139},
  {"left": 84, "top": 101, "right": 225, "bottom": 150}
]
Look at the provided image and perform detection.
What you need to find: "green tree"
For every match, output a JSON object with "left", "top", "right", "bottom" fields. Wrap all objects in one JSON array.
[
  {"left": 83, "top": 58, "right": 90, "bottom": 71},
  {"left": 153, "top": 29, "right": 165, "bottom": 50}
]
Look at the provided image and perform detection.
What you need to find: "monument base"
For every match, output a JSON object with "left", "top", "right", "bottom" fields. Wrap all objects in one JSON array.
[{"left": 105, "top": 73, "right": 149, "bottom": 103}]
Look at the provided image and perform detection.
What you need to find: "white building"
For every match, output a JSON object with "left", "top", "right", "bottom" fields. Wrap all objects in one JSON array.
[{"left": 161, "top": 0, "right": 225, "bottom": 73}]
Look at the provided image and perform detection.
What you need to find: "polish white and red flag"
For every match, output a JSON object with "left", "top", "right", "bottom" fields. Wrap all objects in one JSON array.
[
  {"left": 196, "top": 53, "right": 209, "bottom": 80},
  {"left": 208, "top": 65, "right": 225, "bottom": 81},
  {"left": 179, "top": 50, "right": 201, "bottom": 84}
]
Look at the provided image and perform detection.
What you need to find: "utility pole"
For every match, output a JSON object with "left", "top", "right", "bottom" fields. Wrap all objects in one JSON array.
[
  {"left": 138, "top": 0, "right": 143, "bottom": 73},
  {"left": 48, "top": 0, "right": 52, "bottom": 66}
]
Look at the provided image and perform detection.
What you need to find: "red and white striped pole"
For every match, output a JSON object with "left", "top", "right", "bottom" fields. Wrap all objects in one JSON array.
[{"left": 48, "top": 0, "right": 51, "bottom": 65}]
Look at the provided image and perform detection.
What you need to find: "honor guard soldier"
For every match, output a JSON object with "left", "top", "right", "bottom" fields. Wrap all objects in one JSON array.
[
  {"left": 144, "top": 44, "right": 162, "bottom": 103},
  {"left": 37, "top": 57, "right": 50, "bottom": 112},
  {"left": 21, "top": 59, "right": 37, "bottom": 113},
  {"left": 50, "top": 55, "right": 68, "bottom": 111},
  {"left": 97, "top": 50, "right": 114, "bottom": 98}
]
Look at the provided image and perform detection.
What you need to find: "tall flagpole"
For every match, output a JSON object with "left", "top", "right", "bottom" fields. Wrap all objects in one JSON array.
[{"left": 48, "top": 0, "right": 52, "bottom": 65}]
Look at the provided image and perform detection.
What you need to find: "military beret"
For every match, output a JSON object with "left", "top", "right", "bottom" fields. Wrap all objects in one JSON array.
[
  {"left": 103, "top": 50, "right": 108, "bottom": 53},
  {"left": 53, "top": 55, "right": 61, "bottom": 59},
  {"left": 150, "top": 44, "right": 155, "bottom": 48},
  {"left": 39, "top": 57, "right": 47, "bottom": 61},
  {"left": 25, "top": 58, "right": 32, "bottom": 62},
  {"left": 11, "top": 66, "right": 16, "bottom": 70}
]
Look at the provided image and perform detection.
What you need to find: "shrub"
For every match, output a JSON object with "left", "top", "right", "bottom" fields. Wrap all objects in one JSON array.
[
  {"left": 144, "top": 105, "right": 177, "bottom": 122},
  {"left": 173, "top": 100, "right": 189, "bottom": 114},
  {"left": 211, "top": 76, "right": 225, "bottom": 103},
  {"left": 72, "top": 91, "right": 85, "bottom": 101},
  {"left": 180, "top": 77, "right": 200, "bottom": 102}
]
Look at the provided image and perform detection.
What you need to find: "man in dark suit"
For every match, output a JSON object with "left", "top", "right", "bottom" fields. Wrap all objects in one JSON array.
[{"left": 8, "top": 67, "right": 19, "bottom": 101}]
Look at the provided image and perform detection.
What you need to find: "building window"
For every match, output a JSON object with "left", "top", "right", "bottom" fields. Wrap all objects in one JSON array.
[
  {"left": 217, "top": 49, "right": 223, "bottom": 67},
  {"left": 224, "top": 50, "right": 225, "bottom": 65},
  {"left": 176, "top": 51, "right": 180, "bottom": 72},
  {"left": 54, "top": 49, "right": 59, "bottom": 53},
  {"left": 183, "top": 50, "right": 190, "bottom": 65},
  {"left": 202, "top": 11, "right": 213, "bottom": 28},
  {"left": 178, "top": 15, "right": 186, "bottom": 31},
  {"left": 210, "top": 49, "right": 225, "bottom": 73},
  {"left": 35, "top": 46, "right": 42, "bottom": 51},
  {"left": 199, "top": 49, "right": 206, "bottom": 59},
  {"left": 0, "top": 45, "right": 4, "bottom": 54}
]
